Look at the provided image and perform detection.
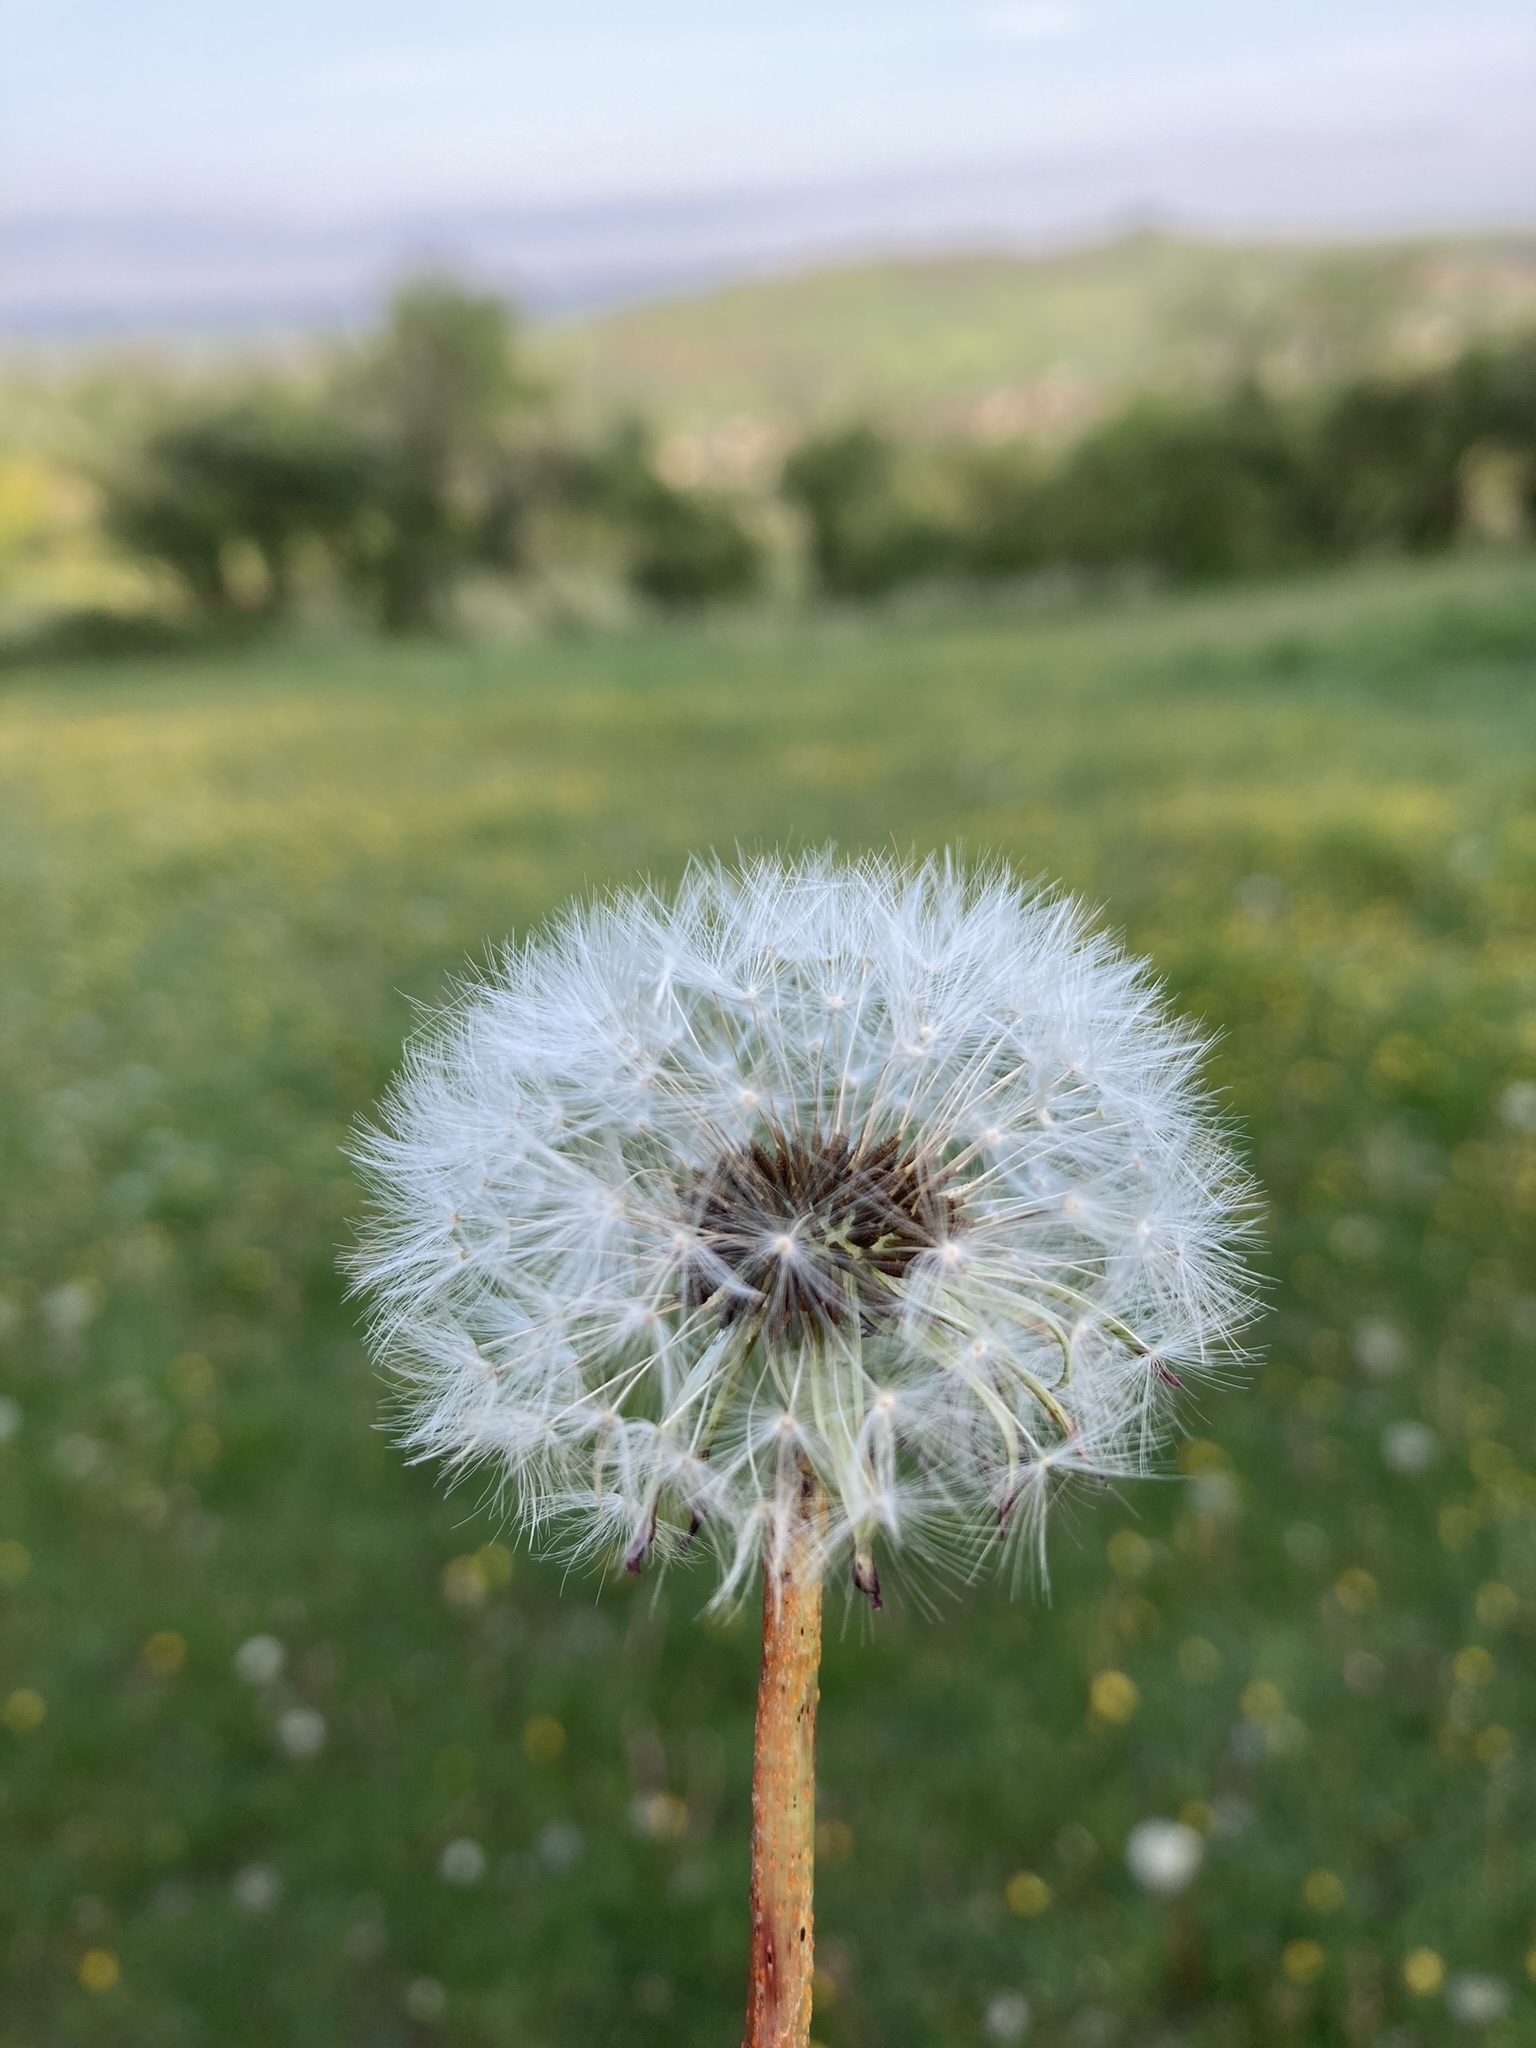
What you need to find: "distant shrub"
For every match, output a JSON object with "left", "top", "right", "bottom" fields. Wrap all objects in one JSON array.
[
  {"left": 1042, "top": 386, "right": 1321, "bottom": 581},
  {"left": 629, "top": 490, "right": 761, "bottom": 607},
  {"left": 781, "top": 336, "right": 1536, "bottom": 602},
  {"left": 1306, "top": 339, "right": 1536, "bottom": 556},
  {"left": 785, "top": 395, "right": 1322, "bottom": 594},
  {"left": 781, "top": 426, "right": 964, "bottom": 598},
  {"left": 102, "top": 397, "right": 367, "bottom": 620},
  {"left": 1308, "top": 377, "right": 1467, "bottom": 554},
  {"left": 0, "top": 606, "right": 207, "bottom": 671},
  {"left": 955, "top": 445, "right": 1052, "bottom": 579},
  {"left": 582, "top": 422, "right": 763, "bottom": 607}
]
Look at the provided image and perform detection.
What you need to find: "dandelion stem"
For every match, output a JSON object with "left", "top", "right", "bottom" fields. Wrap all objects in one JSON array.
[{"left": 743, "top": 1464, "right": 824, "bottom": 2048}]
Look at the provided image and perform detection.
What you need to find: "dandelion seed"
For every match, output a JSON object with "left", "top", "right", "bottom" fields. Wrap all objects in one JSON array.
[{"left": 350, "top": 851, "right": 1256, "bottom": 2048}]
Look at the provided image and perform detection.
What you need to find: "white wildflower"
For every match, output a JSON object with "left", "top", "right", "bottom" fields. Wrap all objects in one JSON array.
[
  {"left": 1381, "top": 1420, "right": 1439, "bottom": 1476},
  {"left": 438, "top": 1837, "right": 487, "bottom": 1886},
  {"left": 1446, "top": 1975, "right": 1511, "bottom": 2026},
  {"left": 230, "top": 1862, "right": 281, "bottom": 1914},
  {"left": 984, "top": 1989, "right": 1032, "bottom": 2042},
  {"left": 275, "top": 1705, "right": 327, "bottom": 1760},
  {"left": 232, "top": 1634, "right": 285, "bottom": 1686},
  {"left": 405, "top": 1978, "right": 447, "bottom": 2022},
  {"left": 350, "top": 852, "right": 1256, "bottom": 1605},
  {"left": 1125, "top": 1818, "right": 1204, "bottom": 1896}
]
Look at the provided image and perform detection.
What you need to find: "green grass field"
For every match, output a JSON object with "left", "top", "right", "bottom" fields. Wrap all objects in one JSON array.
[{"left": 2, "top": 554, "right": 1535, "bottom": 2047}]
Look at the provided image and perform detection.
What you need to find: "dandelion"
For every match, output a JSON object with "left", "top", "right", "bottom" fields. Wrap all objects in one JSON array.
[{"left": 350, "top": 851, "right": 1256, "bottom": 2047}]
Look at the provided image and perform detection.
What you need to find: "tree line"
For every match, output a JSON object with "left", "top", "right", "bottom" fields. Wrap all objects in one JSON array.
[{"left": 100, "top": 280, "right": 1536, "bottom": 635}]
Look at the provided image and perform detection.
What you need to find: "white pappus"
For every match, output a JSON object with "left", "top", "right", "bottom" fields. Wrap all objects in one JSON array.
[{"left": 349, "top": 851, "right": 1258, "bottom": 1608}]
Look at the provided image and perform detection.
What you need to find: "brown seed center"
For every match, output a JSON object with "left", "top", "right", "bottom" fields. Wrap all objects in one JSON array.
[{"left": 680, "top": 1128, "right": 959, "bottom": 1341}]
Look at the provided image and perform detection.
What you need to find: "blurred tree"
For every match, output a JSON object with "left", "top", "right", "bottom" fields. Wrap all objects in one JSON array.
[
  {"left": 1309, "top": 375, "right": 1468, "bottom": 555},
  {"left": 781, "top": 425, "right": 963, "bottom": 598},
  {"left": 1044, "top": 385, "right": 1321, "bottom": 581},
  {"left": 1445, "top": 335, "right": 1536, "bottom": 540},
  {"left": 102, "top": 396, "right": 367, "bottom": 620},
  {"left": 581, "top": 420, "right": 763, "bottom": 607},
  {"left": 337, "top": 279, "right": 540, "bottom": 633},
  {"left": 956, "top": 444, "right": 1053, "bottom": 579}
]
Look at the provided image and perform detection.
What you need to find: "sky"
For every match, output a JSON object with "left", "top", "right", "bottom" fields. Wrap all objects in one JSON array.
[
  {"left": 5, "top": 0, "right": 1533, "bottom": 215},
  {"left": 2, "top": 1, "right": 1532, "bottom": 329}
]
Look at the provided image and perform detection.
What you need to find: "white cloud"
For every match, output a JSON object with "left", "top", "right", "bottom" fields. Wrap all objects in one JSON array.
[{"left": 983, "top": 3, "right": 1079, "bottom": 38}]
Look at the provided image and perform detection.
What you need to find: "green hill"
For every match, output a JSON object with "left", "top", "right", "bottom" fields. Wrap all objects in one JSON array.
[{"left": 554, "top": 230, "right": 1536, "bottom": 477}]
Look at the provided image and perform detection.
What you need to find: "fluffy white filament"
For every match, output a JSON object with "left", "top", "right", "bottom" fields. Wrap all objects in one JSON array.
[{"left": 350, "top": 852, "right": 1256, "bottom": 1605}]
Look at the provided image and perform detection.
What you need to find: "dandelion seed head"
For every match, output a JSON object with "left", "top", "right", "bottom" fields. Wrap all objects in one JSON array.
[{"left": 349, "top": 851, "right": 1257, "bottom": 1602}]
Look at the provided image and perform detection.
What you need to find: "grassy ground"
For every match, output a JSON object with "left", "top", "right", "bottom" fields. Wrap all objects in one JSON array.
[{"left": 1, "top": 553, "right": 1535, "bottom": 2047}]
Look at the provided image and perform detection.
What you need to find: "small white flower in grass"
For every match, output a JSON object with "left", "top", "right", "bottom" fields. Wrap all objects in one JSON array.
[
  {"left": 276, "top": 1706, "right": 326, "bottom": 1760},
  {"left": 1446, "top": 1975, "right": 1510, "bottom": 2026},
  {"left": 0, "top": 1397, "right": 22, "bottom": 1444},
  {"left": 233, "top": 1635, "right": 285, "bottom": 1686},
  {"left": 405, "top": 1978, "right": 447, "bottom": 2022},
  {"left": 1382, "top": 1421, "right": 1439, "bottom": 1476},
  {"left": 1126, "top": 1819, "right": 1204, "bottom": 1897},
  {"left": 438, "top": 1838, "right": 486, "bottom": 1886},
  {"left": 348, "top": 852, "right": 1257, "bottom": 1602},
  {"left": 1353, "top": 1319, "right": 1405, "bottom": 1378},
  {"left": 984, "top": 1990, "right": 1032, "bottom": 2042},
  {"left": 536, "top": 1820, "right": 585, "bottom": 1872},
  {"left": 230, "top": 1863, "right": 280, "bottom": 1914}
]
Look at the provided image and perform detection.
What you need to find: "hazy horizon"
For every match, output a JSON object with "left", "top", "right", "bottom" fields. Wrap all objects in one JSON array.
[{"left": 3, "top": 0, "right": 1533, "bottom": 335}]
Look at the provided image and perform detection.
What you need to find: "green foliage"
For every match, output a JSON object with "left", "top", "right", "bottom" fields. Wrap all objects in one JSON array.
[
  {"left": 100, "top": 397, "right": 368, "bottom": 620},
  {"left": 1313, "top": 338, "right": 1536, "bottom": 555},
  {"left": 1038, "top": 385, "right": 1322, "bottom": 581},
  {"left": 1, "top": 557, "right": 1535, "bottom": 2045},
  {"left": 792, "top": 339, "right": 1535, "bottom": 600},
  {"left": 336, "top": 281, "right": 540, "bottom": 634},
  {"left": 1310, "top": 378, "right": 1469, "bottom": 555},
  {"left": 582, "top": 423, "right": 762, "bottom": 607},
  {"left": 781, "top": 425, "right": 963, "bottom": 597},
  {"left": 70, "top": 285, "right": 1536, "bottom": 643}
]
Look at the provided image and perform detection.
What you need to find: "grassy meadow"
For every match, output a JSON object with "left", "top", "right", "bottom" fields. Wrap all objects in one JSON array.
[{"left": 1, "top": 553, "right": 1535, "bottom": 2046}]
